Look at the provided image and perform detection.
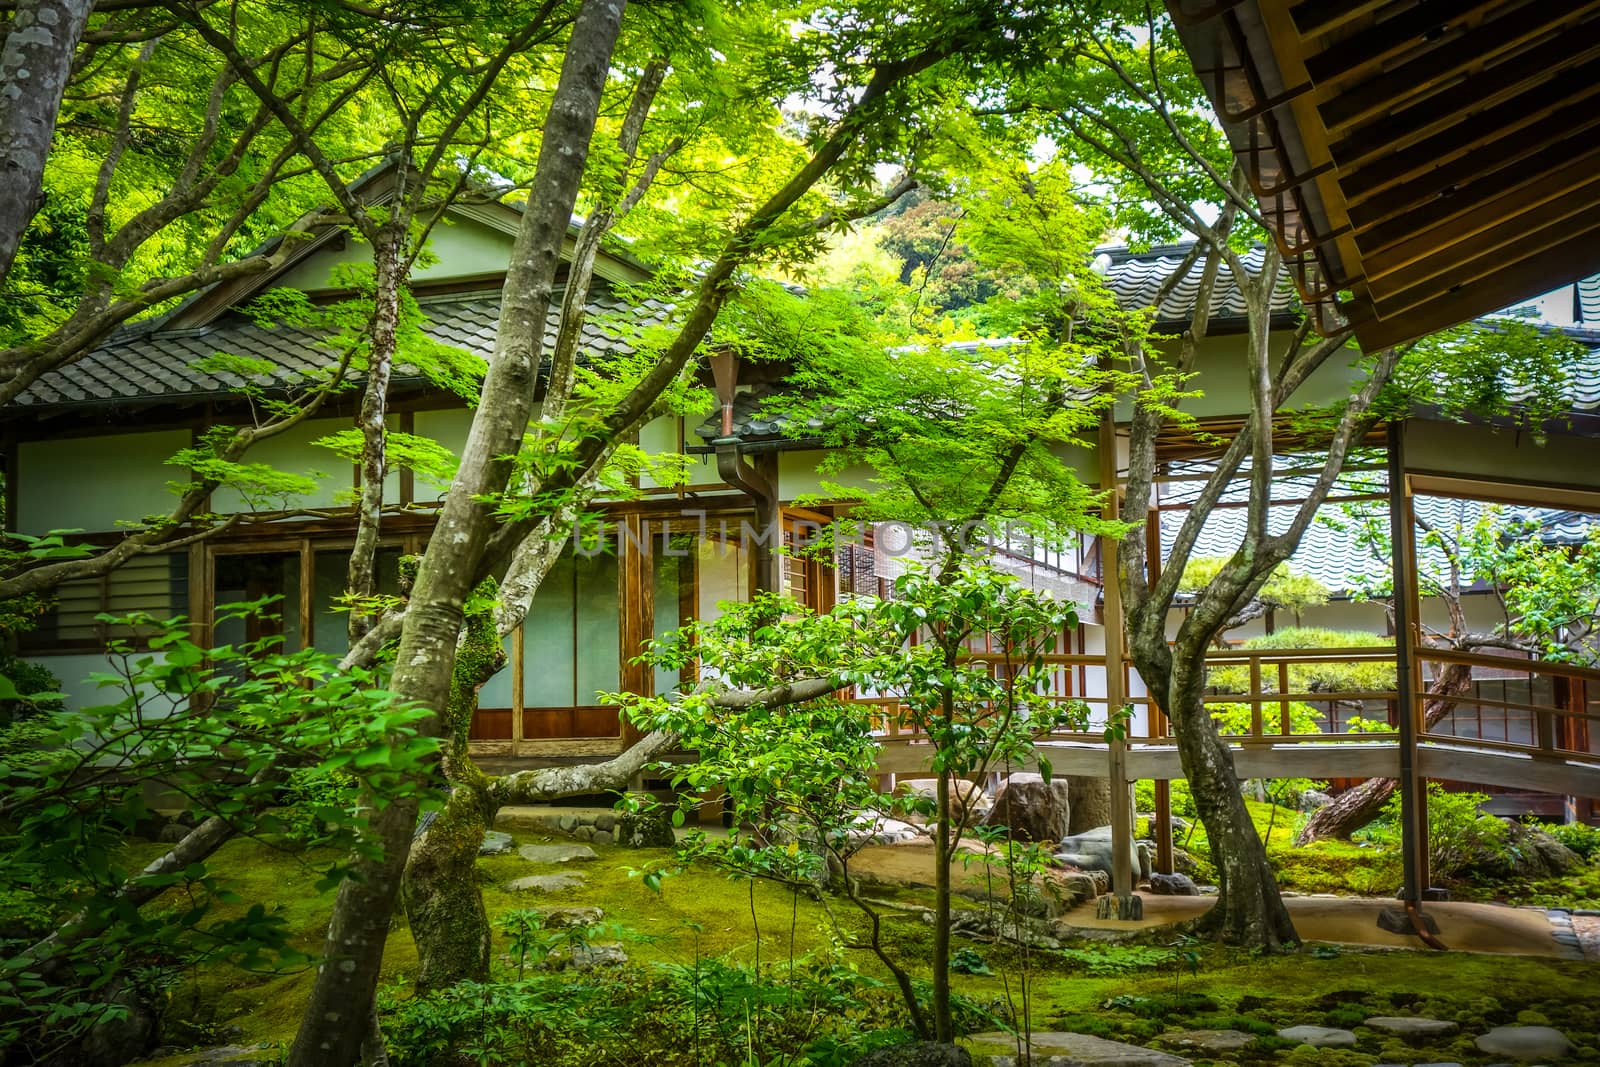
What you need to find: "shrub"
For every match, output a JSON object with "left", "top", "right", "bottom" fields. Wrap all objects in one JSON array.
[{"left": 1547, "top": 821, "right": 1600, "bottom": 862}]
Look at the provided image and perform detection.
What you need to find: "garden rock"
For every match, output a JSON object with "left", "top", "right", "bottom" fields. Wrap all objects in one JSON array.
[
  {"left": 1473, "top": 1025, "right": 1574, "bottom": 1061},
  {"left": 1159, "top": 1030, "right": 1256, "bottom": 1053},
  {"left": 479, "top": 830, "right": 515, "bottom": 855},
  {"left": 849, "top": 1041, "right": 973, "bottom": 1067},
  {"left": 1277, "top": 1025, "right": 1358, "bottom": 1048},
  {"left": 542, "top": 906, "right": 603, "bottom": 927},
  {"left": 1147, "top": 873, "right": 1199, "bottom": 896},
  {"left": 505, "top": 872, "right": 586, "bottom": 893},
  {"left": 618, "top": 806, "right": 676, "bottom": 847},
  {"left": 1298, "top": 789, "right": 1334, "bottom": 812},
  {"left": 897, "top": 778, "right": 992, "bottom": 820},
  {"left": 562, "top": 942, "right": 628, "bottom": 971},
  {"left": 518, "top": 843, "right": 598, "bottom": 864},
  {"left": 1364, "top": 1017, "right": 1460, "bottom": 1039},
  {"left": 982, "top": 775, "right": 1070, "bottom": 843},
  {"left": 1055, "top": 826, "right": 1152, "bottom": 882},
  {"left": 967, "top": 1031, "right": 1190, "bottom": 1066}
]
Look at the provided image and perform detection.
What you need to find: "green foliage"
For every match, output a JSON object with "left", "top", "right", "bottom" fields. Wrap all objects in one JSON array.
[
  {"left": 1205, "top": 628, "right": 1395, "bottom": 698},
  {"left": 377, "top": 954, "right": 918, "bottom": 1067},
  {"left": 1382, "top": 320, "right": 1588, "bottom": 434},
  {"left": 0, "top": 607, "right": 437, "bottom": 1058},
  {"left": 1546, "top": 821, "right": 1600, "bottom": 862},
  {"left": 1180, "top": 558, "right": 1330, "bottom": 620},
  {"left": 1366, "top": 784, "right": 1506, "bottom": 881}
]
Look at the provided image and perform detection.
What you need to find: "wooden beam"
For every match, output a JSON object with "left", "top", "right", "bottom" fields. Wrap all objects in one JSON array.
[
  {"left": 1290, "top": 0, "right": 1393, "bottom": 38},
  {"left": 1353, "top": 236, "right": 1600, "bottom": 349},
  {"left": 1352, "top": 127, "right": 1600, "bottom": 260},
  {"left": 1363, "top": 195, "right": 1600, "bottom": 321},
  {"left": 1318, "top": 0, "right": 1600, "bottom": 134},
  {"left": 1304, "top": 0, "right": 1501, "bottom": 87},
  {"left": 1367, "top": 182, "right": 1600, "bottom": 317},
  {"left": 1340, "top": 55, "right": 1600, "bottom": 207},
  {"left": 1328, "top": 30, "right": 1600, "bottom": 172}
]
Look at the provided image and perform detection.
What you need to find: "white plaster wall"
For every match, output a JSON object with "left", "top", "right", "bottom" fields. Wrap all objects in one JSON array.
[
  {"left": 208, "top": 417, "right": 352, "bottom": 513},
  {"left": 276, "top": 216, "right": 512, "bottom": 292},
  {"left": 16, "top": 430, "right": 191, "bottom": 535}
]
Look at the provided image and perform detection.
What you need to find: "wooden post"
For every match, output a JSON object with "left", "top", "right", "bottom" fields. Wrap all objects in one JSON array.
[
  {"left": 1098, "top": 411, "right": 1137, "bottom": 910},
  {"left": 1387, "top": 422, "right": 1430, "bottom": 903},
  {"left": 1146, "top": 505, "right": 1174, "bottom": 876},
  {"left": 617, "top": 512, "right": 653, "bottom": 748}
]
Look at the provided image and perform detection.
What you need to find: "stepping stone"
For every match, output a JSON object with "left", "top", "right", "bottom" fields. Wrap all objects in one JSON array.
[
  {"left": 518, "top": 843, "right": 598, "bottom": 864},
  {"left": 1364, "top": 1017, "right": 1460, "bottom": 1039},
  {"left": 1277, "top": 1025, "right": 1357, "bottom": 1048},
  {"left": 505, "top": 872, "right": 586, "bottom": 893},
  {"left": 1474, "top": 1025, "right": 1574, "bottom": 1062},
  {"left": 1160, "top": 1029, "right": 1256, "bottom": 1052},
  {"left": 479, "top": 830, "right": 515, "bottom": 855},
  {"left": 542, "top": 905, "right": 603, "bottom": 928},
  {"left": 966, "top": 1031, "right": 1190, "bottom": 1066}
]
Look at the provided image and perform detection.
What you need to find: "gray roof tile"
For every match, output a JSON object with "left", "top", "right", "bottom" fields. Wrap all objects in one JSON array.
[{"left": 13, "top": 287, "right": 660, "bottom": 410}]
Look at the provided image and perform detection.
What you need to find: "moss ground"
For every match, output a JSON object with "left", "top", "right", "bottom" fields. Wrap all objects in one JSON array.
[{"left": 129, "top": 823, "right": 1600, "bottom": 1066}]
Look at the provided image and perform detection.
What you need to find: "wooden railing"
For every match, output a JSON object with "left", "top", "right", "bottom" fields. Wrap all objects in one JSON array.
[{"left": 860, "top": 643, "right": 1600, "bottom": 775}]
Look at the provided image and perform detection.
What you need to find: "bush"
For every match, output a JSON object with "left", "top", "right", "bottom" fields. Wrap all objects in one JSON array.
[
  {"left": 1547, "top": 821, "right": 1600, "bottom": 862},
  {"left": 1368, "top": 784, "right": 1506, "bottom": 880}
]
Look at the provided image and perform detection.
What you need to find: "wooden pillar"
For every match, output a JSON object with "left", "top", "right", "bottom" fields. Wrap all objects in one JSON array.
[
  {"left": 1387, "top": 422, "right": 1430, "bottom": 902},
  {"left": 1098, "top": 410, "right": 1136, "bottom": 907},
  {"left": 1146, "top": 504, "right": 1174, "bottom": 875},
  {"left": 618, "top": 512, "right": 654, "bottom": 747}
]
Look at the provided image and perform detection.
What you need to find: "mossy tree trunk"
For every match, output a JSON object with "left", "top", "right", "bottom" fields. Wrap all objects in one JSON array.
[{"left": 403, "top": 578, "right": 504, "bottom": 991}]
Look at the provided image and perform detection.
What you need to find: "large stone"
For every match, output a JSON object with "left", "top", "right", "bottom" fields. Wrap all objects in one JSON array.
[
  {"left": 505, "top": 872, "right": 586, "bottom": 893},
  {"left": 850, "top": 1041, "right": 973, "bottom": 1067},
  {"left": 1159, "top": 1030, "right": 1256, "bottom": 1053},
  {"left": 1276, "top": 1026, "right": 1357, "bottom": 1048},
  {"left": 518, "top": 843, "right": 598, "bottom": 864},
  {"left": 1055, "top": 826, "right": 1153, "bottom": 882},
  {"left": 1147, "top": 873, "right": 1199, "bottom": 896},
  {"left": 178, "top": 1046, "right": 277, "bottom": 1066},
  {"left": 983, "top": 776, "right": 1071, "bottom": 844},
  {"left": 479, "top": 830, "right": 515, "bottom": 855},
  {"left": 898, "top": 778, "right": 992, "bottom": 821},
  {"left": 1473, "top": 1025, "right": 1574, "bottom": 1062},
  {"left": 966, "top": 1031, "right": 1190, "bottom": 1067},
  {"left": 1363, "top": 1016, "right": 1460, "bottom": 1039}
]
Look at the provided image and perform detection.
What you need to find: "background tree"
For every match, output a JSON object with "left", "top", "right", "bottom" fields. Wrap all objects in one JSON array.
[{"left": 1177, "top": 557, "right": 1330, "bottom": 644}]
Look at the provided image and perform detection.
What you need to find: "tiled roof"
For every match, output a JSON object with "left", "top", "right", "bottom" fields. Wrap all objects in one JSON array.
[
  {"left": 12, "top": 287, "right": 668, "bottom": 410},
  {"left": 1579, "top": 277, "right": 1600, "bottom": 324},
  {"left": 1098, "top": 243, "right": 1300, "bottom": 328},
  {"left": 1165, "top": 494, "right": 1598, "bottom": 595}
]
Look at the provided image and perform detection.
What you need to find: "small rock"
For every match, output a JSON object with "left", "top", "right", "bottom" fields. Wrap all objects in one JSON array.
[
  {"left": 1474, "top": 1025, "right": 1574, "bottom": 1062},
  {"left": 1298, "top": 789, "right": 1333, "bottom": 811},
  {"left": 479, "top": 830, "right": 515, "bottom": 855},
  {"left": 542, "top": 906, "right": 603, "bottom": 928},
  {"left": 1364, "top": 1016, "right": 1460, "bottom": 1039},
  {"left": 158, "top": 822, "right": 194, "bottom": 843},
  {"left": 966, "top": 1031, "right": 1190, "bottom": 1066},
  {"left": 558, "top": 814, "right": 579, "bottom": 833},
  {"left": 563, "top": 942, "right": 628, "bottom": 971},
  {"left": 1277, "top": 1025, "right": 1357, "bottom": 1048},
  {"left": 180, "top": 1046, "right": 276, "bottom": 1066},
  {"left": 505, "top": 872, "right": 586, "bottom": 893},
  {"left": 1377, "top": 906, "right": 1440, "bottom": 936},
  {"left": 1147, "top": 873, "right": 1199, "bottom": 896},
  {"left": 1160, "top": 1029, "right": 1256, "bottom": 1052},
  {"left": 849, "top": 1041, "right": 972, "bottom": 1067},
  {"left": 591, "top": 830, "right": 613, "bottom": 845},
  {"left": 518, "top": 843, "right": 598, "bottom": 864},
  {"left": 594, "top": 812, "right": 616, "bottom": 832}
]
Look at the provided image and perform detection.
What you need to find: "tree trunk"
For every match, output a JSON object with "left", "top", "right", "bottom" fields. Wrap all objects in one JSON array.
[
  {"left": 346, "top": 221, "right": 405, "bottom": 642},
  {"left": 1296, "top": 661, "right": 1474, "bottom": 844},
  {"left": 287, "top": 4, "right": 626, "bottom": 1062},
  {"left": 0, "top": 0, "right": 91, "bottom": 286},
  {"left": 403, "top": 780, "right": 493, "bottom": 991},
  {"left": 1066, "top": 775, "right": 1113, "bottom": 834},
  {"left": 1166, "top": 660, "right": 1298, "bottom": 948}
]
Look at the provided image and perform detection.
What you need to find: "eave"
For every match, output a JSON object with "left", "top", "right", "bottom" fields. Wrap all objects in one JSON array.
[{"left": 1169, "top": 0, "right": 1600, "bottom": 351}]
